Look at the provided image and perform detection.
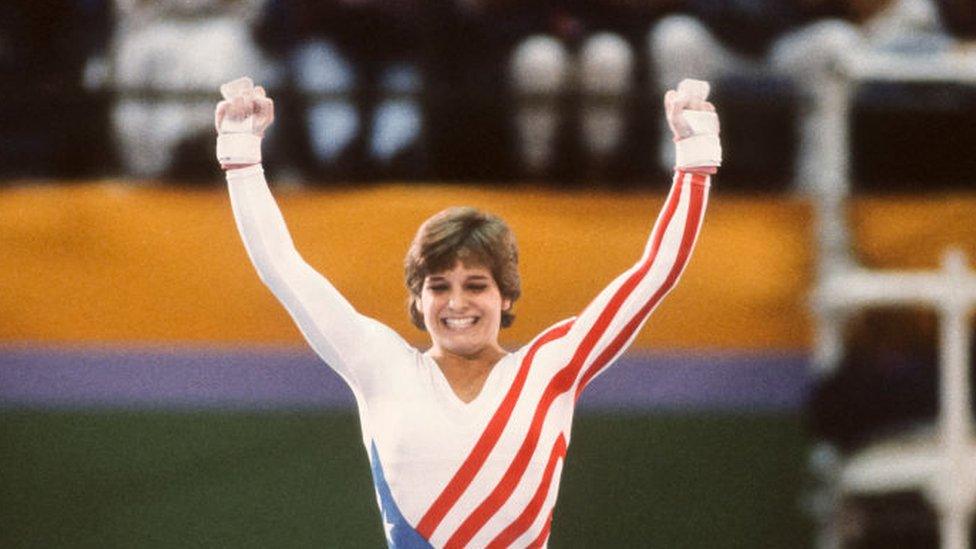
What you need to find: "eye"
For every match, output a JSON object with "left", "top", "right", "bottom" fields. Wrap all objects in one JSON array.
[
  {"left": 466, "top": 284, "right": 488, "bottom": 292},
  {"left": 427, "top": 284, "right": 449, "bottom": 292}
]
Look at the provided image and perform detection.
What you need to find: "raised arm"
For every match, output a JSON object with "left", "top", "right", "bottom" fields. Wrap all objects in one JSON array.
[
  {"left": 216, "top": 79, "right": 412, "bottom": 394},
  {"left": 538, "top": 79, "right": 721, "bottom": 396}
]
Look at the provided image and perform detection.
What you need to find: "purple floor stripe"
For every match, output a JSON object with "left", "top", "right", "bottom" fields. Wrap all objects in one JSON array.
[
  {"left": 577, "top": 350, "right": 809, "bottom": 412},
  {"left": 0, "top": 345, "right": 353, "bottom": 411},
  {"left": 0, "top": 345, "right": 809, "bottom": 412}
]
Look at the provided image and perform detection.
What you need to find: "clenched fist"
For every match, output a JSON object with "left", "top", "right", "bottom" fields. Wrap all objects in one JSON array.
[
  {"left": 215, "top": 77, "right": 275, "bottom": 169},
  {"left": 664, "top": 79, "right": 721, "bottom": 172}
]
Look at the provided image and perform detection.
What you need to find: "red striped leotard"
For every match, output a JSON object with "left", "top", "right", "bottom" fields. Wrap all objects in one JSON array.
[{"left": 227, "top": 166, "right": 711, "bottom": 548}]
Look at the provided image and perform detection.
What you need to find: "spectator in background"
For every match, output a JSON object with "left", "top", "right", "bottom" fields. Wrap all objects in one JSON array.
[
  {"left": 105, "top": 0, "right": 275, "bottom": 180},
  {"left": 510, "top": 30, "right": 636, "bottom": 182},
  {"left": 508, "top": 0, "right": 678, "bottom": 184},
  {"left": 255, "top": 0, "right": 426, "bottom": 183},
  {"left": 647, "top": 0, "right": 950, "bottom": 190}
]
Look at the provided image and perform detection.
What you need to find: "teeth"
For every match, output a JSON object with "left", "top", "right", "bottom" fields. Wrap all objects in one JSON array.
[{"left": 444, "top": 317, "right": 476, "bottom": 329}]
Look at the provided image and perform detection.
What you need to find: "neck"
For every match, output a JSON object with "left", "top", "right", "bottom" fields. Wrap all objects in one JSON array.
[
  {"left": 427, "top": 345, "right": 508, "bottom": 403},
  {"left": 428, "top": 344, "right": 507, "bottom": 375}
]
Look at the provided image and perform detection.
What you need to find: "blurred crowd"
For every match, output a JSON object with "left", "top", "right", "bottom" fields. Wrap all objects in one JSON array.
[{"left": 2, "top": 0, "right": 975, "bottom": 187}]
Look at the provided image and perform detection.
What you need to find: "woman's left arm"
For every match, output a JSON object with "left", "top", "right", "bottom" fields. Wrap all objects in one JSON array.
[
  {"left": 537, "top": 79, "right": 720, "bottom": 396},
  {"left": 565, "top": 168, "right": 711, "bottom": 395}
]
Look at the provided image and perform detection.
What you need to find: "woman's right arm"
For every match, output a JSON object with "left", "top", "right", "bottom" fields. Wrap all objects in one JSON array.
[
  {"left": 218, "top": 80, "right": 411, "bottom": 393},
  {"left": 226, "top": 166, "right": 411, "bottom": 392}
]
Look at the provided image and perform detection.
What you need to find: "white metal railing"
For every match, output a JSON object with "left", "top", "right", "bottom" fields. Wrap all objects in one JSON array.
[
  {"left": 808, "top": 46, "right": 976, "bottom": 549},
  {"left": 815, "top": 250, "right": 976, "bottom": 549}
]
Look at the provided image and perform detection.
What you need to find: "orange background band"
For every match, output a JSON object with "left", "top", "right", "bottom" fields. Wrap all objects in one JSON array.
[{"left": 2, "top": 181, "right": 974, "bottom": 349}]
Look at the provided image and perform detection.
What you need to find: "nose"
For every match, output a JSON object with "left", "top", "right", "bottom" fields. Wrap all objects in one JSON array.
[{"left": 447, "top": 288, "right": 467, "bottom": 311}]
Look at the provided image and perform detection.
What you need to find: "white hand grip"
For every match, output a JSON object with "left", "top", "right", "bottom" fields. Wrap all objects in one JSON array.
[
  {"left": 683, "top": 111, "right": 719, "bottom": 135},
  {"left": 217, "top": 77, "right": 261, "bottom": 164},
  {"left": 219, "top": 77, "right": 255, "bottom": 134},
  {"left": 217, "top": 134, "right": 262, "bottom": 164},
  {"left": 677, "top": 79, "right": 710, "bottom": 101},
  {"left": 675, "top": 110, "right": 721, "bottom": 169},
  {"left": 220, "top": 77, "right": 254, "bottom": 101}
]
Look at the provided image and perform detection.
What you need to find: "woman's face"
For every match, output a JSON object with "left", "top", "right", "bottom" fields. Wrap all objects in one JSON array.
[{"left": 418, "top": 260, "right": 511, "bottom": 359}]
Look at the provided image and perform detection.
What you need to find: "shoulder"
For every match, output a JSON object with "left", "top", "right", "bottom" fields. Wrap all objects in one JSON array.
[
  {"left": 364, "top": 316, "right": 418, "bottom": 351},
  {"left": 511, "top": 317, "right": 578, "bottom": 363},
  {"left": 340, "top": 316, "right": 423, "bottom": 385}
]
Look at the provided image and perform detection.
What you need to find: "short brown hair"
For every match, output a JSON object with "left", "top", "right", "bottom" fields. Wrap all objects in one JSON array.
[{"left": 405, "top": 207, "right": 520, "bottom": 330}]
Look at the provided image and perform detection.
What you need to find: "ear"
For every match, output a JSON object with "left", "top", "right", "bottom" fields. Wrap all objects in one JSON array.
[{"left": 502, "top": 298, "right": 512, "bottom": 312}]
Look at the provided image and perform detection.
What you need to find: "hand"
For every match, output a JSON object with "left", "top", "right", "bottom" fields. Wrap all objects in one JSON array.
[
  {"left": 665, "top": 79, "right": 716, "bottom": 140},
  {"left": 664, "top": 79, "right": 721, "bottom": 173},
  {"left": 215, "top": 77, "right": 275, "bottom": 170}
]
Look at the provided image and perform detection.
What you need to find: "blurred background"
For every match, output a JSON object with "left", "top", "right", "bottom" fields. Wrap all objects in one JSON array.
[{"left": 2, "top": 0, "right": 976, "bottom": 547}]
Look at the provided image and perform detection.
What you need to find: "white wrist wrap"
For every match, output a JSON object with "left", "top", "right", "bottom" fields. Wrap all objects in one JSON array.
[
  {"left": 225, "top": 163, "right": 264, "bottom": 181},
  {"left": 675, "top": 134, "right": 722, "bottom": 169},
  {"left": 675, "top": 110, "right": 722, "bottom": 169},
  {"left": 217, "top": 133, "right": 262, "bottom": 165}
]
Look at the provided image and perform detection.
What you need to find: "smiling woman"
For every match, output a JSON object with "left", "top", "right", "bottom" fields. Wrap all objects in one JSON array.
[
  {"left": 405, "top": 206, "right": 520, "bottom": 333},
  {"left": 217, "top": 77, "right": 721, "bottom": 548},
  {"left": 404, "top": 207, "right": 518, "bottom": 403},
  {"left": 416, "top": 262, "right": 511, "bottom": 404}
]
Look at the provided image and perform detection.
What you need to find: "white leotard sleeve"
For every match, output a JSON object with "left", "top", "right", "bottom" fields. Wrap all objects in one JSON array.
[
  {"left": 533, "top": 169, "right": 711, "bottom": 395},
  {"left": 225, "top": 165, "right": 414, "bottom": 397}
]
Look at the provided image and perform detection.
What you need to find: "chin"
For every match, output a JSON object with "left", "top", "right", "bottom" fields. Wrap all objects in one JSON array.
[
  {"left": 437, "top": 334, "right": 490, "bottom": 358},
  {"left": 442, "top": 341, "right": 484, "bottom": 358}
]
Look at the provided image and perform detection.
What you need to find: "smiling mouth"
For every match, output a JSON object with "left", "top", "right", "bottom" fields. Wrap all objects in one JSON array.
[{"left": 442, "top": 317, "right": 478, "bottom": 330}]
